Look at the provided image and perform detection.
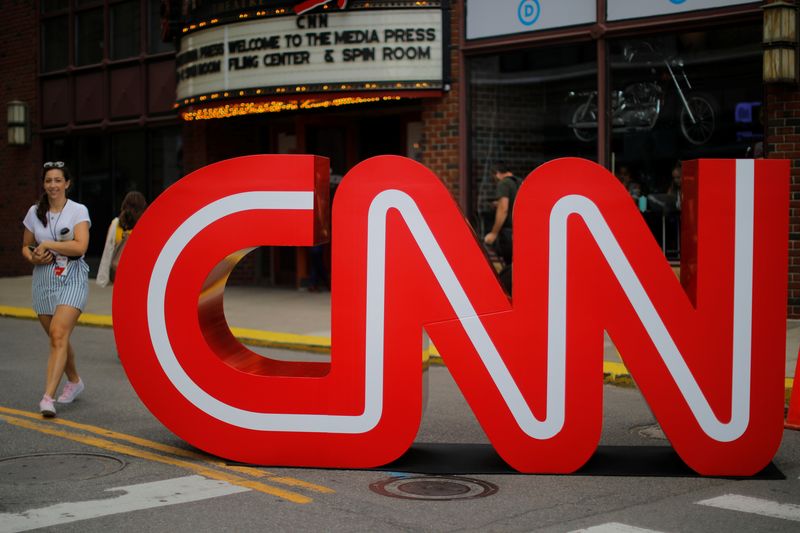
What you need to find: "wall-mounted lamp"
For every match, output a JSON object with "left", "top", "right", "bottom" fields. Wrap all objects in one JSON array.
[
  {"left": 764, "top": 1, "right": 799, "bottom": 83},
  {"left": 6, "top": 100, "right": 29, "bottom": 146}
]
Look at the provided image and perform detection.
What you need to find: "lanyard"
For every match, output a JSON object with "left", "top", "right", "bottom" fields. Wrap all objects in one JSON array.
[{"left": 49, "top": 200, "right": 66, "bottom": 242}]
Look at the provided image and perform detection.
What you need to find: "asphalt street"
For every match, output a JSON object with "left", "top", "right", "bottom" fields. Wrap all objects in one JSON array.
[{"left": 1, "top": 316, "right": 799, "bottom": 532}]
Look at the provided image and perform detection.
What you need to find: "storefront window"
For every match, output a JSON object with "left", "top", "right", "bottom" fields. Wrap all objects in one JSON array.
[
  {"left": 111, "top": 1, "right": 141, "bottom": 60},
  {"left": 149, "top": 126, "right": 183, "bottom": 195},
  {"left": 76, "top": 7, "right": 104, "bottom": 66},
  {"left": 468, "top": 42, "right": 597, "bottom": 233},
  {"left": 78, "top": 135, "right": 112, "bottom": 259},
  {"left": 112, "top": 130, "right": 147, "bottom": 210},
  {"left": 607, "top": 25, "right": 762, "bottom": 259}
]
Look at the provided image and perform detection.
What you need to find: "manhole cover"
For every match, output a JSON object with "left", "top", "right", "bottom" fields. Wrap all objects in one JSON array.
[
  {"left": 370, "top": 475, "right": 498, "bottom": 500},
  {"left": 635, "top": 424, "right": 667, "bottom": 440},
  {"left": 0, "top": 453, "right": 125, "bottom": 485}
]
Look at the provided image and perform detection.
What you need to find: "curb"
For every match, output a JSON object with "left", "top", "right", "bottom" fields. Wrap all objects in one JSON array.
[
  {"left": 0, "top": 304, "right": 332, "bottom": 353},
  {"left": 1, "top": 304, "right": 794, "bottom": 399}
]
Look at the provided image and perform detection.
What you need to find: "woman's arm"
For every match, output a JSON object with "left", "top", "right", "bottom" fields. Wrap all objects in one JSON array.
[
  {"left": 22, "top": 228, "right": 53, "bottom": 265},
  {"left": 35, "top": 221, "right": 90, "bottom": 257},
  {"left": 484, "top": 196, "right": 509, "bottom": 245}
]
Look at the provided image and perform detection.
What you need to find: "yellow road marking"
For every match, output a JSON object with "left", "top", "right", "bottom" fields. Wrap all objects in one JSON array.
[
  {"left": 0, "top": 406, "right": 334, "bottom": 494},
  {"left": 0, "top": 406, "right": 202, "bottom": 457},
  {"left": 221, "top": 465, "right": 335, "bottom": 493},
  {"left": 0, "top": 413, "right": 315, "bottom": 504},
  {"left": 0, "top": 305, "right": 332, "bottom": 352}
]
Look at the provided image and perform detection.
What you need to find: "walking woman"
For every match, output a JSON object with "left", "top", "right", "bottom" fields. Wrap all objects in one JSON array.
[
  {"left": 96, "top": 191, "right": 147, "bottom": 287},
  {"left": 21, "top": 161, "right": 91, "bottom": 417}
]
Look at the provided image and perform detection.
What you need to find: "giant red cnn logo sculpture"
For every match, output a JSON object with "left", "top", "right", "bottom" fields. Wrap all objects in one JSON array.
[{"left": 113, "top": 155, "right": 788, "bottom": 476}]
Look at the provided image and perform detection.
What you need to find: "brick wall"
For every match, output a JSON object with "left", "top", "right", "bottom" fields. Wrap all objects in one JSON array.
[
  {"left": 766, "top": 84, "right": 800, "bottom": 318},
  {"left": 419, "top": 0, "right": 462, "bottom": 202},
  {"left": 0, "top": 0, "right": 39, "bottom": 276}
]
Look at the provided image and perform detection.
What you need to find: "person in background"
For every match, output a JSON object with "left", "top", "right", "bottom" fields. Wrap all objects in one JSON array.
[
  {"left": 617, "top": 164, "right": 648, "bottom": 211},
  {"left": 484, "top": 162, "right": 521, "bottom": 293},
  {"left": 21, "top": 161, "right": 91, "bottom": 418},
  {"left": 96, "top": 191, "right": 147, "bottom": 287},
  {"left": 617, "top": 164, "right": 633, "bottom": 191},
  {"left": 616, "top": 165, "right": 642, "bottom": 198},
  {"left": 667, "top": 161, "right": 682, "bottom": 210},
  {"left": 484, "top": 162, "right": 520, "bottom": 265}
]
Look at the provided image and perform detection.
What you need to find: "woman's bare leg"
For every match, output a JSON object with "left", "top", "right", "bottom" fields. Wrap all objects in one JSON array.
[
  {"left": 37, "top": 315, "right": 79, "bottom": 384},
  {"left": 43, "top": 305, "right": 81, "bottom": 399}
]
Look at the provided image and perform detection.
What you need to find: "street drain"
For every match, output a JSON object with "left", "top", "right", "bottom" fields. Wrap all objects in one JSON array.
[
  {"left": 0, "top": 452, "right": 125, "bottom": 485},
  {"left": 370, "top": 475, "right": 498, "bottom": 501}
]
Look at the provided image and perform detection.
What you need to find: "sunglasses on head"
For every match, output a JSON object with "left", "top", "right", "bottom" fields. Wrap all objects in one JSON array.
[{"left": 43, "top": 161, "right": 65, "bottom": 169}]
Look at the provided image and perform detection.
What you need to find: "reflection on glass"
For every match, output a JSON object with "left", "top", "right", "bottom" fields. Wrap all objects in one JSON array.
[
  {"left": 608, "top": 25, "right": 762, "bottom": 260},
  {"left": 468, "top": 43, "right": 597, "bottom": 234}
]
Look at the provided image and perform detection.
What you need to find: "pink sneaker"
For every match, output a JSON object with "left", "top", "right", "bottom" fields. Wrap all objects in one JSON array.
[
  {"left": 39, "top": 395, "right": 56, "bottom": 418},
  {"left": 57, "top": 379, "right": 84, "bottom": 403}
]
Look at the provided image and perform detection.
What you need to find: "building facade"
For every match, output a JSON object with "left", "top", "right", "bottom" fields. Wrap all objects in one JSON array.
[
  {"left": 459, "top": 0, "right": 797, "bottom": 314},
  {"left": 2, "top": 0, "right": 181, "bottom": 276},
  {"left": 172, "top": 0, "right": 457, "bottom": 285},
  {"left": 2, "top": 0, "right": 799, "bottom": 314}
]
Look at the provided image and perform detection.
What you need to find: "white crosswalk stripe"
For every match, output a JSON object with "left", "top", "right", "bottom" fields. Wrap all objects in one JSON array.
[
  {"left": 0, "top": 475, "right": 250, "bottom": 533},
  {"left": 696, "top": 494, "right": 800, "bottom": 522},
  {"left": 569, "top": 523, "right": 665, "bottom": 533}
]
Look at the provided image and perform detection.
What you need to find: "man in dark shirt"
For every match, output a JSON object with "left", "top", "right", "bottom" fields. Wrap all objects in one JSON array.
[{"left": 483, "top": 162, "right": 519, "bottom": 267}]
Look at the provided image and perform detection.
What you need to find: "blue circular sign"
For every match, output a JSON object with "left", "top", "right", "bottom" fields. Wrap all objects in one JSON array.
[
  {"left": 669, "top": 0, "right": 687, "bottom": 4},
  {"left": 518, "top": 0, "right": 541, "bottom": 27}
]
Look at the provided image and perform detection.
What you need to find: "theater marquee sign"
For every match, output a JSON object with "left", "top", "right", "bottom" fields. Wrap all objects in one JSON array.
[{"left": 176, "top": 8, "right": 445, "bottom": 105}]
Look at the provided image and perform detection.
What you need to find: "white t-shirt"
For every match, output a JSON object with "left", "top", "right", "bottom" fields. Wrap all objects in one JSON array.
[{"left": 23, "top": 199, "right": 91, "bottom": 257}]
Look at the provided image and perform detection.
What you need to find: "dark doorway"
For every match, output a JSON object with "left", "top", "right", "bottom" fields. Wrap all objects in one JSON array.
[
  {"left": 256, "top": 109, "right": 419, "bottom": 288},
  {"left": 358, "top": 116, "right": 404, "bottom": 161}
]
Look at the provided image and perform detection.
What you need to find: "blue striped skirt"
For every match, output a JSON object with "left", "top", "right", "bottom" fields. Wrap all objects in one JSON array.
[{"left": 31, "top": 259, "right": 90, "bottom": 315}]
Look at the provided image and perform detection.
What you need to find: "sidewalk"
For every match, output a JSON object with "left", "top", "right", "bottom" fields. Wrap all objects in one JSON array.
[{"left": 0, "top": 276, "right": 796, "bottom": 390}]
